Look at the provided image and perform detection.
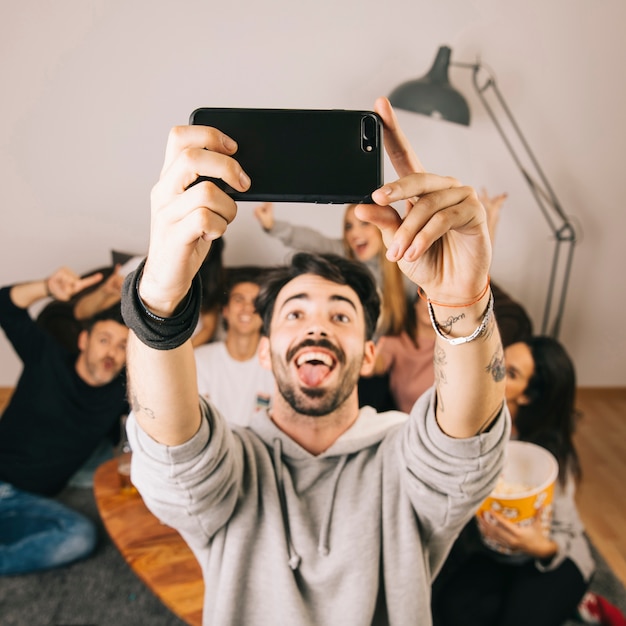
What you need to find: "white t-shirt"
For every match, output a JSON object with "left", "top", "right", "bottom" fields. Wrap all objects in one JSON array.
[{"left": 194, "top": 342, "right": 274, "bottom": 427}]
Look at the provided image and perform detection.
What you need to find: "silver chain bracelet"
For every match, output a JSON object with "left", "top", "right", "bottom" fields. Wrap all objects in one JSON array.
[{"left": 427, "top": 289, "right": 494, "bottom": 346}]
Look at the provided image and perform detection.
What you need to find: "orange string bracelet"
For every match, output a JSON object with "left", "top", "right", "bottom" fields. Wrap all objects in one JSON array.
[{"left": 417, "top": 276, "right": 491, "bottom": 308}]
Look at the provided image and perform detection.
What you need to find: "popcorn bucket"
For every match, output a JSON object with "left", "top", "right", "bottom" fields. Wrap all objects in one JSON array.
[{"left": 477, "top": 440, "right": 558, "bottom": 555}]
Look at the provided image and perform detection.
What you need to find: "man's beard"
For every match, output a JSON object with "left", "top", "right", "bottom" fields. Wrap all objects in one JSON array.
[
  {"left": 271, "top": 339, "right": 363, "bottom": 417},
  {"left": 85, "top": 356, "right": 121, "bottom": 386}
]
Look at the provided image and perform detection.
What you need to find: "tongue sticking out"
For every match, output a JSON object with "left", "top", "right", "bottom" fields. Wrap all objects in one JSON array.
[{"left": 298, "top": 362, "right": 331, "bottom": 387}]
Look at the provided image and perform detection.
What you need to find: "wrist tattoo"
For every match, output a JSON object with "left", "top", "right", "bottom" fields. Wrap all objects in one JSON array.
[{"left": 438, "top": 312, "right": 466, "bottom": 335}]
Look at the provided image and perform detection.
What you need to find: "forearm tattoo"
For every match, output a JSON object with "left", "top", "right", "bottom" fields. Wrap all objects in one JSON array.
[
  {"left": 483, "top": 317, "right": 505, "bottom": 382},
  {"left": 433, "top": 345, "right": 447, "bottom": 412},
  {"left": 434, "top": 313, "right": 504, "bottom": 417},
  {"left": 486, "top": 350, "right": 506, "bottom": 382},
  {"left": 130, "top": 391, "right": 157, "bottom": 420}
]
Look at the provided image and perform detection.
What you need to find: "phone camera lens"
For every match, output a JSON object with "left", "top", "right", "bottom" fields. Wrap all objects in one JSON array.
[
  {"left": 362, "top": 116, "right": 375, "bottom": 140},
  {"left": 361, "top": 115, "right": 377, "bottom": 153}
]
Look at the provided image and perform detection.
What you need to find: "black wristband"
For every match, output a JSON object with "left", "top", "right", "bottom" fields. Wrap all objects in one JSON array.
[{"left": 120, "top": 259, "right": 202, "bottom": 350}]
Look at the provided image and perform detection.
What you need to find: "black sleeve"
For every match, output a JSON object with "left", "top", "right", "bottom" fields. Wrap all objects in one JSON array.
[{"left": 0, "top": 286, "right": 47, "bottom": 364}]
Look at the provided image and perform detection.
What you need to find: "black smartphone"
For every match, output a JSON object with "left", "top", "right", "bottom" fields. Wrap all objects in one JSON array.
[{"left": 189, "top": 107, "right": 384, "bottom": 204}]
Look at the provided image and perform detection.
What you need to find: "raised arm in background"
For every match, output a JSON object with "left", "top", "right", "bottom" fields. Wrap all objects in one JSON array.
[
  {"left": 73, "top": 265, "right": 124, "bottom": 320},
  {"left": 10, "top": 267, "right": 102, "bottom": 310}
]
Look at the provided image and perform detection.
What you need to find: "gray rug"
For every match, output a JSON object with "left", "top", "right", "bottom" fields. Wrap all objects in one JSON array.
[
  {"left": 0, "top": 487, "right": 186, "bottom": 626},
  {"left": 565, "top": 542, "right": 626, "bottom": 625},
  {"left": 1, "top": 486, "right": 624, "bottom": 626}
]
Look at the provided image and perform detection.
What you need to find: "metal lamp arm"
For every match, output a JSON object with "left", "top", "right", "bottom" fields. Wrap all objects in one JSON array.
[{"left": 452, "top": 60, "right": 577, "bottom": 337}]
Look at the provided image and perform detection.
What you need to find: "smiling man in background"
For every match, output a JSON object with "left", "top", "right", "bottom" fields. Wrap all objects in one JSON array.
[
  {"left": 0, "top": 266, "right": 128, "bottom": 575},
  {"left": 194, "top": 266, "right": 274, "bottom": 424}
]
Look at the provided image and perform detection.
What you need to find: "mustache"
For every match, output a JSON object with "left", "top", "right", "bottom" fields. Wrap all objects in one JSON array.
[
  {"left": 101, "top": 357, "right": 118, "bottom": 369},
  {"left": 286, "top": 338, "right": 345, "bottom": 365}
]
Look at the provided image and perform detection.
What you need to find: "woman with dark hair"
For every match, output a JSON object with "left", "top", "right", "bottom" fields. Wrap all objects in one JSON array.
[
  {"left": 507, "top": 336, "right": 581, "bottom": 484},
  {"left": 432, "top": 336, "right": 595, "bottom": 626}
]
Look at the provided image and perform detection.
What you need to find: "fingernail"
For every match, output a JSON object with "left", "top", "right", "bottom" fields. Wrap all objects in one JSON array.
[
  {"left": 386, "top": 242, "right": 399, "bottom": 260},
  {"left": 239, "top": 171, "right": 251, "bottom": 189},
  {"left": 222, "top": 135, "right": 237, "bottom": 151},
  {"left": 404, "top": 244, "right": 417, "bottom": 261},
  {"left": 379, "top": 185, "right": 393, "bottom": 197}
]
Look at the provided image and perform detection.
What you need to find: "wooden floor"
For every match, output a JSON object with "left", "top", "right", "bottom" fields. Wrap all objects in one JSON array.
[
  {"left": 574, "top": 387, "right": 626, "bottom": 588},
  {"left": 94, "top": 457, "right": 203, "bottom": 626},
  {"left": 1, "top": 386, "right": 625, "bottom": 588}
]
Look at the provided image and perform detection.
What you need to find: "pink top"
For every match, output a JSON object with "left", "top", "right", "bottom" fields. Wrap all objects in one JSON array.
[{"left": 376, "top": 332, "right": 436, "bottom": 413}]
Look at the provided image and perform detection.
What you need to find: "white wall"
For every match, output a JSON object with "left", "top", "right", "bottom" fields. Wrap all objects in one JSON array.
[{"left": 1, "top": 0, "right": 624, "bottom": 386}]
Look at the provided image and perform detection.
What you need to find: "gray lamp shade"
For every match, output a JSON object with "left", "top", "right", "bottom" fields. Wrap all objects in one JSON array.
[{"left": 389, "top": 46, "right": 471, "bottom": 126}]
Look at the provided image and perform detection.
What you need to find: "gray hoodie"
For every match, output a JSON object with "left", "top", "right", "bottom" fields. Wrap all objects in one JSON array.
[{"left": 127, "top": 388, "right": 509, "bottom": 626}]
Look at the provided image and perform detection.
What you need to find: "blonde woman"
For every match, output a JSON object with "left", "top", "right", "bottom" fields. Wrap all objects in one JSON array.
[{"left": 254, "top": 202, "right": 409, "bottom": 337}]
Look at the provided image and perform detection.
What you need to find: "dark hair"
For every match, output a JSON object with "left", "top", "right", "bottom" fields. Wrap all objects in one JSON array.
[
  {"left": 514, "top": 336, "right": 581, "bottom": 486},
  {"left": 255, "top": 252, "right": 380, "bottom": 340},
  {"left": 220, "top": 266, "right": 268, "bottom": 331},
  {"left": 224, "top": 265, "right": 268, "bottom": 302},
  {"left": 81, "top": 302, "right": 125, "bottom": 332},
  {"left": 197, "top": 237, "right": 227, "bottom": 312}
]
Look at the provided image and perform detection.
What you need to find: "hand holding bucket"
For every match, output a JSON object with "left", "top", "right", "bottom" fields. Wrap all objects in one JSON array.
[{"left": 476, "top": 440, "right": 558, "bottom": 556}]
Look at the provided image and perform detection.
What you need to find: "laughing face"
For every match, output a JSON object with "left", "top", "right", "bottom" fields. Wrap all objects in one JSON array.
[
  {"left": 259, "top": 274, "right": 375, "bottom": 417},
  {"left": 343, "top": 205, "right": 383, "bottom": 262},
  {"left": 223, "top": 281, "right": 262, "bottom": 337}
]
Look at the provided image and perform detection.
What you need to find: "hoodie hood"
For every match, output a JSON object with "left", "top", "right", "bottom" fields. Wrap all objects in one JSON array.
[
  {"left": 249, "top": 406, "right": 408, "bottom": 570},
  {"left": 250, "top": 405, "right": 408, "bottom": 460}
]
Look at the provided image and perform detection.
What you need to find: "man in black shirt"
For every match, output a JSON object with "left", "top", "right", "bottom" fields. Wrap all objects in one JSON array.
[{"left": 0, "top": 266, "right": 128, "bottom": 575}]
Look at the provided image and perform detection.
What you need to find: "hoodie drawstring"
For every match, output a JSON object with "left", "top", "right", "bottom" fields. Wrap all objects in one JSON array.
[
  {"left": 317, "top": 455, "right": 346, "bottom": 557},
  {"left": 273, "top": 438, "right": 301, "bottom": 570},
  {"left": 271, "top": 438, "right": 348, "bottom": 569}
]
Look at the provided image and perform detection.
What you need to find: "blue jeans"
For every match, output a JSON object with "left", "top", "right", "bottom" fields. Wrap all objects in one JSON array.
[{"left": 0, "top": 481, "right": 97, "bottom": 575}]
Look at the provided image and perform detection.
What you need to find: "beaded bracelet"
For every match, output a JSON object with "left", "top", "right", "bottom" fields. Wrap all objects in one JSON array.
[{"left": 427, "top": 289, "right": 494, "bottom": 346}]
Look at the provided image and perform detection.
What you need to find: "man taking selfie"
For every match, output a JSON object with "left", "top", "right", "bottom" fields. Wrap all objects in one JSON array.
[{"left": 121, "top": 97, "right": 509, "bottom": 625}]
